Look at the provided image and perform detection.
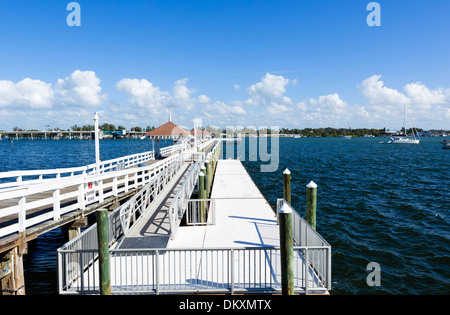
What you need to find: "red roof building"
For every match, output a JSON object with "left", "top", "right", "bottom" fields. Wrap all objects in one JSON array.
[{"left": 145, "top": 121, "right": 190, "bottom": 139}]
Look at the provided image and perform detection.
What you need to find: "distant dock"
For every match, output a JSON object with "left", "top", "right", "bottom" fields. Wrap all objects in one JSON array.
[{"left": 0, "top": 130, "right": 147, "bottom": 141}]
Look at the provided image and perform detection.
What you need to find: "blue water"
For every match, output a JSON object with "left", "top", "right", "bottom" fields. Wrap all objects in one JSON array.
[
  {"left": 0, "top": 137, "right": 448, "bottom": 294},
  {"left": 235, "top": 137, "right": 450, "bottom": 295}
]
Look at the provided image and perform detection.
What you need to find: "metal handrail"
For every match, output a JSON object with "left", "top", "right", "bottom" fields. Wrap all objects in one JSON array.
[
  {"left": 276, "top": 198, "right": 330, "bottom": 247},
  {"left": 119, "top": 155, "right": 184, "bottom": 235},
  {"left": 276, "top": 198, "right": 331, "bottom": 291},
  {"left": 56, "top": 154, "right": 186, "bottom": 292},
  {"left": 57, "top": 246, "right": 330, "bottom": 295},
  {"left": 186, "top": 199, "right": 215, "bottom": 226},
  {"left": 168, "top": 153, "right": 205, "bottom": 239}
]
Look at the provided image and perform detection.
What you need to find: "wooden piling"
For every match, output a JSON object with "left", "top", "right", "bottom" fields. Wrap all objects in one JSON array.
[
  {"left": 306, "top": 181, "right": 317, "bottom": 230},
  {"left": 279, "top": 203, "right": 294, "bottom": 295},
  {"left": 96, "top": 209, "right": 111, "bottom": 295},
  {"left": 283, "top": 168, "right": 291, "bottom": 205},
  {"left": 205, "top": 159, "right": 211, "bottom": 197},
  {"left": 0, "top": 237, "right": 26, "bottom": 295}
]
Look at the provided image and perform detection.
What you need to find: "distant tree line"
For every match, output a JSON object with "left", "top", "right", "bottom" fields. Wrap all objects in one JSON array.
[
  {"left": 280, "top": 127, "right": 387, "bottom": 137},
  {"left": 70, "top": 124, "right": 156, "bottom": 132},
  {"left": 3, "top": 125, "right": 449, "bottom": 137},
  {"left": 203, "top": 126, "right": 450, "bottom": 137},
  {"left": 1, "top": 125, "right": 157, "bottom": 132},
  {"left": 279, "top": 127, "right": 429, "bottom": 137}
]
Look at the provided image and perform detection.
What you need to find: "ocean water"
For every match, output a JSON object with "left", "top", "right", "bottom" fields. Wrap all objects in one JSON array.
[
  {"left": 233, "top": 136, "right": 450, "bottom": 295},
  {"left": 0, "top": 137, "right": 448, "bottom": 295}
]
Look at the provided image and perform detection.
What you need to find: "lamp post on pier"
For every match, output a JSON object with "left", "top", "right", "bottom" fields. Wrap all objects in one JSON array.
[{"left": 94, "top": 112, "right": 100, "bottom": 174}]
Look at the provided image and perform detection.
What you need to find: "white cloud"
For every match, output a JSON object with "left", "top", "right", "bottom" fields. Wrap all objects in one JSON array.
[
  {"left": 303, "top": 93, "right": 355, "bottom": 126},
  {"left": 310, "top": 93, "right": 347, "bottom": 110},
  {"left": 0, "top": 70, "right": 106, "bottom": 111},
  {"left": 2, "top": 70, "right": 450, "bottom": 130},
  {"left": 246, "top": 73, "right": 292, "bottom": 106},
  {"left": 116, "top": 77, "right": 211, "bottom": 114},
  {"left": 55, "top": 70, "right": 105, "bottom": 107},
  {"left": 173, "top": 78, "right": 195, "bottom": 101},
  {"left": 0, "top": 78, "right": 54, "bottom": 109},
  {"left": 198, "top": 94, "right": 210, "bottom": 104},
  {"left": 403, "top": 82, "right": 448, "bottom": 106},
  {"left": 115, "top": 78, "right": 169, "bottom": 111},
  {"left": 207, "top": 101, "right": 246, "bottom": 115},
  {"left": 360, "top": 75, "right": 409, "bottom": 105},
  {"left": 266, "top": 103, "right": 290, "bottom": 115},
  {"left": 358, "top": 75, "right": 450, "bottom": 128}
]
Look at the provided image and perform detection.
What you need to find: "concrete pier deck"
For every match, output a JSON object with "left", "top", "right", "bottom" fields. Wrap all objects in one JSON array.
[
  {"left": 59, "top": 155, "right": 330, "bottom": 295},
  {"left": 168, "top": 159, "right": 279, "bottom": 249}
]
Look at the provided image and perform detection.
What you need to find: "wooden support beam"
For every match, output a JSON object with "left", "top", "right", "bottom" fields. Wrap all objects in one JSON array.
[
  {"left": 0, "top": 236, "right": 26, "bottom": 295},
  {"left": 65, "top": 217, "right": 88, "bottom": 241}
]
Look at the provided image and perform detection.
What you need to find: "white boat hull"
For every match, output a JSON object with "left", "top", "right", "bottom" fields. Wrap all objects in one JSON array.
[{"left": 389, "top": 137, "right": 420, "bottom": 144}]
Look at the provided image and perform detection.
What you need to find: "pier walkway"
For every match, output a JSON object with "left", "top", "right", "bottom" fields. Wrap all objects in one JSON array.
[
  {"left": 116, "top": 162, "right": 192, "bottom": 249},
  {"left": 57, "top": 146, "right": 331, "bottom": 295},
  {"left": 169, "top": 159, "right": 278, "bottom": 249}
]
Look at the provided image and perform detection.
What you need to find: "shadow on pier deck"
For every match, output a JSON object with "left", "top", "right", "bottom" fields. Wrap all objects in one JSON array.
[
  {"left": 57, "top": 146, "right": 331, "bottom": 295},
  {"left": 0, "top": 146, "right": 188, "bottom": 295}
]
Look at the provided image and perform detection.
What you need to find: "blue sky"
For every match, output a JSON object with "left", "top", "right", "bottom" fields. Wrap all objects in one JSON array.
[{"left": 0, "top": 0, "right": 449, "bottom": 130}]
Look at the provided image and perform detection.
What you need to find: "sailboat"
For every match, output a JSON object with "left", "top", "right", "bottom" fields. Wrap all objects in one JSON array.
[
  {"left": 388, "top": 105, "right": 420, "bottom": 144},
  {"left": 343, "top": 127, "right": 352, "bottom": 139}
]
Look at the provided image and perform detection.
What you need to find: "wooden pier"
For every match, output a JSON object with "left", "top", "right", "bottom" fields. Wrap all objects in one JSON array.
[
  {"left": 1, "top": 127, "right": 331, "bottom": 295},
  {"left": 0, "top": 141, "right": 189, "bottom": 295},
  {"left": 56, "top": 141, "right": 331, "bottom": 295}
]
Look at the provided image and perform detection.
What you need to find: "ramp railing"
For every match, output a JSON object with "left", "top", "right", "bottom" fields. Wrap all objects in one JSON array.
[
  {"left": 276, "top": 198, "right": 331, "bottom": 292},
  {"left": 167, "top": 154, "right": 205, "bottom": 239},
  {"left": 119, "top": 154, "right": 184, "bottom": 235},
  {"left": 57, "top": 245, "right": 330, "bottom": 295}
]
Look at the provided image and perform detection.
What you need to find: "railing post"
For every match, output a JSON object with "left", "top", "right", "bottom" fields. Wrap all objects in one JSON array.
[
  {"left": 306, "top": 181, "right": 317, "bottom": 230},
  {"left": 96, "top": 209, "right": 111, "bottom": 295},
  {"left": 305, "top": 249, "right": 309, "bottom": 295},
  {"left": 18, "top": 196, "right": 26, "bottom": 232},
  {"left": 78, "top": 183, "right": 85, "bottom": 210},
  {"left": 279, "top": 203, "right": 294, "bottom": 295},
  {"left": 155, "top": 250, "right": 160, "bottom": 295},
  {"left": 113, "top": 176, "right": 118, "bottom": 196},
  {"left": 53, "top": 189, "right": 61, "bottom": 221},
  {"left": 230, "top": 249, "right": 235, "bottom": 295},
  {"left": 283, "top": 169, "right": 291, "bottom": 205},
  {"left": 98, "top": 180, "right": 104, "bottom": 202},
  {"left": 199, "top": 169, "right": 206, "bottom": 222}
]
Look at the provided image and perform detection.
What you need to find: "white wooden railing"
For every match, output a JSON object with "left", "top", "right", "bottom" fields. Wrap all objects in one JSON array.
[
  {"left": 0, "top": 149, "right": 156, "bottom": 189},
  {"left": 0, "top": 152, "right": 184, "bottom": 238},
  {"left": 0, "top": 138, "right": 220, "bottom": 239}
]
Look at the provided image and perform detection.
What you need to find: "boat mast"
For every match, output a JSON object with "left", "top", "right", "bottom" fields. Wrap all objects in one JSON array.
[{"left": 404, "top": 104, "right": 407, "bottom": 137}]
